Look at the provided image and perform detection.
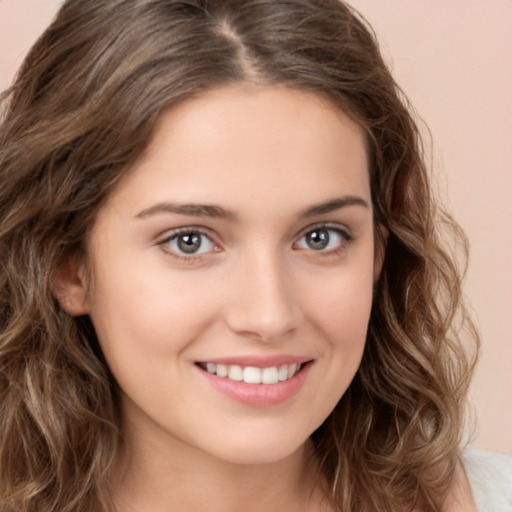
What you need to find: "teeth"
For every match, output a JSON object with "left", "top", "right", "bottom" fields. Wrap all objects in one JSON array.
[
  {"left": 278, "top": 364, "right": 289, "bottom": 381},
  {"left": 262, "top": 366, "right": 279, "bottom": 384},
  {"left": 216, "top": 364, "right": 228, "bottom": 378},
  {"left": 243, "top": 367, "right": 262, "bottom": 384},
  {"left": 287, "top": 363, "right": 297, "bottom": 378},
  {"left": 227, "top": 365, "right": 243, "bottom": 381},
  {"left": 202, "top": 362, "right": 303, "bottom": 384}
]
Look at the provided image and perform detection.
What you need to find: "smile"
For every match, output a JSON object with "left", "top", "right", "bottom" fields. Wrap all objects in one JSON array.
[
  {"left": 195, "top": 357, "right": 313, "bottom": 406},
  {"left": 197, "top": 362, "right": 302, "bottom": 385}
]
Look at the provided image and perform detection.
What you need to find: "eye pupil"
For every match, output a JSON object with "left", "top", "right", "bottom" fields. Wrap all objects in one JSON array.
[
  {"left": 177, "top": 233, "right": 202, "bottom": 253},
  {"left": 307, "top": 229, "right": 330, "bottom": 250}
]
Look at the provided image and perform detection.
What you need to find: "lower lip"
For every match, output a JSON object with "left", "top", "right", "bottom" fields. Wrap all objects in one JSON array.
[{"left": 196, "top": 363, "right": 312, "bottom": 407}]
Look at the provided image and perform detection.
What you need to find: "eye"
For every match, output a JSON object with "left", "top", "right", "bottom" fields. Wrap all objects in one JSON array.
[
  {"left": 295, "top": 226, "right": 351, "bottom": 252},
  {"left": 159, "top": 229, "right": 217, "bottom": 256}
]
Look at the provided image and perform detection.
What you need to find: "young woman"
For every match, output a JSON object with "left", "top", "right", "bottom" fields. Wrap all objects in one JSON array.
[{"left": 1, "top": 1, "right": 508, "bottom": 511}]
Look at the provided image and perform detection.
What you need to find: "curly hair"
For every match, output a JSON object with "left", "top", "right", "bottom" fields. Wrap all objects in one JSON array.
[{"left": 0, "top": 1, "right": 478, "bottom": 511}]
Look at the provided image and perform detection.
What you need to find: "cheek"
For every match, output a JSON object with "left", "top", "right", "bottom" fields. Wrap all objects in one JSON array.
[
  {"left": 92, "top": 279, "right": 216, "bottom": 351},
  {"left": 328, "top": 280, "right": 373, "bottom": 343},
  {"left": 86, "top": 268, "right": 224, "bottom": 420},
  {"left": 300, "top": 255, "right": 374, "bottom": 402},
  {"left": 304, "top": 259, "right": 375, "bottom": 348},
  {"left": 87, "top": 259, "right": 221, "bottom": 371}
]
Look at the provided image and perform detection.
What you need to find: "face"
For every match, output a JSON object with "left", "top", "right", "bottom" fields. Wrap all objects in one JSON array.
[{"left": 68, "top": 85, "right": 378, "bottom": 466}]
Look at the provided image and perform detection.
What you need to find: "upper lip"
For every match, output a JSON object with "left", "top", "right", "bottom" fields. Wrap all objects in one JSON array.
[{"left": 195, "top": 355, "right": 313, "bottom": 368}]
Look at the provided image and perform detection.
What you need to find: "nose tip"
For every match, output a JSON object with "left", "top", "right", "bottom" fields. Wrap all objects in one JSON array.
[
  {"left": 229, "top": 308, "right": 297, "bottom": 343},
  {"left": 223, "top": 259, "right": 303, "bottom": 343}
]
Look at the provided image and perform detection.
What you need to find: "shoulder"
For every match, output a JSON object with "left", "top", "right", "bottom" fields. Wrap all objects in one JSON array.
[{"left": 462, "top": 449, "right": 512, "bottom": 512}]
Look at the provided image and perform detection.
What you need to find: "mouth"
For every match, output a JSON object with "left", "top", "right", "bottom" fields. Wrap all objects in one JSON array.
[
  {"left": 195, "top": 361, "right": 307, "bottom": 385},
  {"left": 194, "top": 356, "right": 314, "bottom": 406}
]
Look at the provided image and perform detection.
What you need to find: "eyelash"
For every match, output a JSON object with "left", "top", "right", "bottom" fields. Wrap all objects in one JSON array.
[{"left": 156, "top": 223, "right": 354, "bottom": 262}]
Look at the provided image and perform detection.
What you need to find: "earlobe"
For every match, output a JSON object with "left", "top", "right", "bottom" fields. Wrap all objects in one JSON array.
[{"left": 51, "top": 255, "right": 90, "bottom": 316}]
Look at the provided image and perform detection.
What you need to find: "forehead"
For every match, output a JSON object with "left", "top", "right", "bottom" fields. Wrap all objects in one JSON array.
[{"left": 104, "top": 85, "right": 370, "bottom": 219}]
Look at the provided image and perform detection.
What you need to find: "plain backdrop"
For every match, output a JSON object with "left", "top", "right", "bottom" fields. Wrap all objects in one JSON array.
[{"left": 0, "top": 0, "right": 511, "bottom": 455}]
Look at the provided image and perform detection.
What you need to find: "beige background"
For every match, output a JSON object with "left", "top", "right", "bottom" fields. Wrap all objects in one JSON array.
[{"left": 1, "top": 0, "right": 511, "bottom": 454}]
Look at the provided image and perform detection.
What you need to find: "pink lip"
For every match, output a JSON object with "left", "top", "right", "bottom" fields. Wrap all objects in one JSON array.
[
  {"left": 195, "top": 360, "right": 313, "bottom": 407},
  {"left": 195, "top": 354, "right": 312, "bottom": 368}
]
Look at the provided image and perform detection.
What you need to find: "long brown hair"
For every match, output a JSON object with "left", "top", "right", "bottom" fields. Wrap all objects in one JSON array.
[{"left": 0, "top": 1, "right": 478, "bottom": 511}]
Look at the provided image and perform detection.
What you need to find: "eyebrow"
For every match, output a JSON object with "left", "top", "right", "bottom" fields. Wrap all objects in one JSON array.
[
  {"left": 299, "top": 196, "right": 369, "bottom": 218},
  {"left": 135, "top": 202, "right": 238, "bottom": 221},
  {"left": 135, "top": 195, "right": 369, "bottom": 221}
]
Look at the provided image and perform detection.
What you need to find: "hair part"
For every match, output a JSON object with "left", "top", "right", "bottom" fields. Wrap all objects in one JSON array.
[{"left": 0, "top": 1, "right": 479, "bottom": 511}]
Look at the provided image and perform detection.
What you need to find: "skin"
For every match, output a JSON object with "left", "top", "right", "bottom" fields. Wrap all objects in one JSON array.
[{"left": 56, "top": 85, "right": 476, "bottom": 512}]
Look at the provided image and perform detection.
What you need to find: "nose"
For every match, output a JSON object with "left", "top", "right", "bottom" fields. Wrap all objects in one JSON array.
[{"left": 223, "top": 251, "right": 303, "bottom": 343}]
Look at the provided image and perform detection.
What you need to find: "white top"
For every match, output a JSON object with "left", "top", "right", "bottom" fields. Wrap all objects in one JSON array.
[{"left": 463, "top": 450, "right": 512, "bottom": 512}]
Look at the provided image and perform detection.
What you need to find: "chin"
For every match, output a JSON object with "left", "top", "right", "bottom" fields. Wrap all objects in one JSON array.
[{"left": 198, "top": 423, "right": 313, "bottom": 466}]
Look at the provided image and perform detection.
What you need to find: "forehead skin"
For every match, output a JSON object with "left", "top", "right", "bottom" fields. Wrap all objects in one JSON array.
[{"left": 108, "top": 84, "right": 370, "bottom": 224}]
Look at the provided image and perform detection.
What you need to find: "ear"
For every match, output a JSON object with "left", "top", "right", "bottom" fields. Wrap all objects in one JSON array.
[
  {"left": 374, "top": 224, "right": 388, "bottom": 279},
  {"left": 51, "top": 254, "right": 90, "bottom": 316}
]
